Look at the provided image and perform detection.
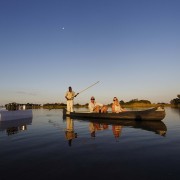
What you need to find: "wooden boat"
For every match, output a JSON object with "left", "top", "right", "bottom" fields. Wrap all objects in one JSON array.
[
  {"left": 63, "top": 107, "right": 166, "bottom": 121},
  {"left": 0, "top": 109, "right": 33, "bottom": 121}
]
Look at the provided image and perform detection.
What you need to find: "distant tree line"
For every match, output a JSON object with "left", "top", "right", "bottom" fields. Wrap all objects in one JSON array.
[
  {"left": 170, "top": 95, "right": 180, "bottom": 107},
  {"left": 43, "top": 99, "right": 163, "bottom": 109},
  {"left": 120, "top": 99, "right": 151, "bottom": 105},
  {"left": 42, "top": 103, "right": 88, "bottom": 109},
  {"left": 5, "top": 102, "right": 41, "bottom": 110},
  {"left": 5, "top": 97, "right": 173, "bottom": 110}
]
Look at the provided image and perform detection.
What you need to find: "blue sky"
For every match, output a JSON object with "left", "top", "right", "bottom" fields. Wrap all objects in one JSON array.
[{"left": 0, "top": 0, "right": 180, "bottom": 105}]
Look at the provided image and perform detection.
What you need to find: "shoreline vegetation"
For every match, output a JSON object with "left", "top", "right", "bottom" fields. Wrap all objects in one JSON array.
[{"left": 3, "top": 96, "right": 180, "bottom": 110}]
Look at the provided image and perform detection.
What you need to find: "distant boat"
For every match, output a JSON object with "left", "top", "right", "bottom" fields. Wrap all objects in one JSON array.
[
  {"left": 63, "top": 107, "right": 165, "bottom": 121},
  {"left": 0, "top": 109, "right": 32, "bottom": 121}
]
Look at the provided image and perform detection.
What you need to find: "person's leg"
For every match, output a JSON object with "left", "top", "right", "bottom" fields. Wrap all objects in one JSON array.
[
  {"left": 101, "top": 105, "right": 108, "bottom": 113},
  {"left": 93, "top": 105, "right": 100, "bottom": 112},
  {"left": 121, "top": 108, "right": 126, "bottom": 112},
  {"left": 67, "top": 101, "right": 71, "bottom": 112},
  {"left": 70, "top": 100, "right": 74, "bottom": 112}
]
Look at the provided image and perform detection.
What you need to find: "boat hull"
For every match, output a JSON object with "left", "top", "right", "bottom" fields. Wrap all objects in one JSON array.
[{"left": 63, "top": 107, "right": 165, "bottom": 121}]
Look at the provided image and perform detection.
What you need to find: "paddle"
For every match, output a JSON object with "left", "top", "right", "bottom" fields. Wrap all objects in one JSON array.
[{"left": 74, "top": 81, "right": 100, "bottom": 97}]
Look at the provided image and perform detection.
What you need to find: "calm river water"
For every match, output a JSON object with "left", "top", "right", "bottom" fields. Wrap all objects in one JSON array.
[{"left": 0, "top": 107, "right": 180, "bottom": 180}]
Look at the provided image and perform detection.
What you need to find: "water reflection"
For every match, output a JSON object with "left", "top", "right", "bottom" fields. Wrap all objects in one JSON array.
[
  {"left": 65, "top": 117, "right": 77, "bottom": 146},
  {"left": 62, "top": 114, "right": 167, "bottom": 145},
  {"left": 112, "top": 125, "right": 123, "bottom": 141},
  {"left": 89, "top": 122, "right": 123, "bottom": 140},
  {"left": 81, "top": 118, "right": 167, "bottom": 137},
  {"left": 89, "top": 122, "right": 109, "bottom": 138},
  {"left": 89, "top": 122, "right": 96, "bottom": 138},
  {"left": 171, "top": 107, "right": 180, "bottom": 116},
  {"left": 0, "top": 118, "right": 32, "bottom": 136}
]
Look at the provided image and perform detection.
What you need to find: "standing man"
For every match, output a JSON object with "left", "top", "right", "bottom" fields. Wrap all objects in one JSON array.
[{"left": 65, "top": 86, "right": 79, "bottom": 112}]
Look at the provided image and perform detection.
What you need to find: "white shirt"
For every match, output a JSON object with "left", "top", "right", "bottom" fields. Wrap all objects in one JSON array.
[
  {"left": 65, "top": 91, "right": 75, "bottom": 100},
  {"left": 114, "top": 104, "right": 122, "bottom": 113}
]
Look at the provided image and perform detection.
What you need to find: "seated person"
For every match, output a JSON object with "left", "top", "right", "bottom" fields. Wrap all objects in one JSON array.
[
  {"left": 112, "top": 97, "right": 126, "bottom": 113},
  {"left": 88, "top": 96, "right": 108, "bottom": 113}
]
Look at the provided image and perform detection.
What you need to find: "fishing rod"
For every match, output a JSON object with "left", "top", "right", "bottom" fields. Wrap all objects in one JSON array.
[{"left": 75, "top": 81, "right": 100, "bottom": 97}]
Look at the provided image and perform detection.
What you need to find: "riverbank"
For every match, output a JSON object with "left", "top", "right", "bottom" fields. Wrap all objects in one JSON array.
[
  {"left": 3, "top": 102, "right": 174, "bottom": 110},
  {"left": 42, "top": 103, "right": 172, "bottom": 110}
]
